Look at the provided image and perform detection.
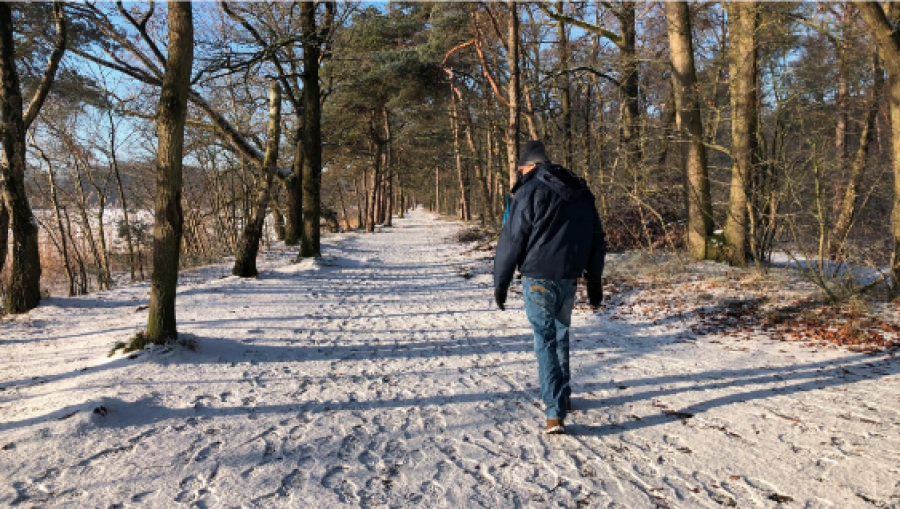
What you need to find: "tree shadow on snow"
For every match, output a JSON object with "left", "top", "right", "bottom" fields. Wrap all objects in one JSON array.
[
  {"left": 568, "top": 352, "right": 900, "bottom": 437},
  {"left": 4, "top": 327, "right": 898, "bottom": 436}
]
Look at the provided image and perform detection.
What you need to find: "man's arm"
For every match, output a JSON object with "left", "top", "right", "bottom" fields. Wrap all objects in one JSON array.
[
  {"left": 494, "top": 187, "right": 535, "bottom": 290},
  {"left": 585, "top": 204, "right": 606, "bottom": 283}
]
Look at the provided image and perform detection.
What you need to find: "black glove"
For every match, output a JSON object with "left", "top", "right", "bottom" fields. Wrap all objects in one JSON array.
[
  {"left": 587, "top": 280, "right": 603, "bottom": 309},
  {"left": 495, "top": 287, "right": 508, "bottom": 311}
]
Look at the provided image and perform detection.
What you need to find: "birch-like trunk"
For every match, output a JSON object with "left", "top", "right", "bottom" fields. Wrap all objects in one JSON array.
[{"left": 233, "top": 82, "right": 282, "bottom": 277}]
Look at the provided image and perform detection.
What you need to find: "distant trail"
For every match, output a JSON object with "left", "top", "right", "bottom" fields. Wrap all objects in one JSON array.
[{"left": 1, "top": 210, "right": 899, "bottom": 507}]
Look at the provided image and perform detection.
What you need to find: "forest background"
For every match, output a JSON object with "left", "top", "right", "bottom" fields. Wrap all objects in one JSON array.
[{"left": 2, "top": 1, "right": 899, "bottom": 342}]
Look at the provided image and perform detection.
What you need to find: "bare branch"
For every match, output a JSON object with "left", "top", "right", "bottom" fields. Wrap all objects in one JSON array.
[
  {"left": 220, "top": 2, "right": 301, "bottom": 109},
  {"left": 23, "top": 2, "right": 66, "bottom": 130},
  {"left": 116, "top": 1, "right": 166, "bottom": 68},
  {"left": 537, "top": 2, "right": 622, "bottom": 47}
]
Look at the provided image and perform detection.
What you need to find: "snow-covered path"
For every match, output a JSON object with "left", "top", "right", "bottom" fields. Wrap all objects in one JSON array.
[{"left": 2, "top": 210, "right": 900, "bottom": 508}]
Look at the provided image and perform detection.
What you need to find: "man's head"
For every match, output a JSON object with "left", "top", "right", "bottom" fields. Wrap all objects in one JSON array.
[{"left": 517, "top": 140, "right": 550, "bottom": 176}]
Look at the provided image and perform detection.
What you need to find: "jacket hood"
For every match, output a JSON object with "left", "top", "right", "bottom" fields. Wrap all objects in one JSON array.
[
  {"left": 510, "top": 164, "right": 589, "bottom": 200},
  {"left": 533, "top": 164, "right": 589, "bottom": 201}
]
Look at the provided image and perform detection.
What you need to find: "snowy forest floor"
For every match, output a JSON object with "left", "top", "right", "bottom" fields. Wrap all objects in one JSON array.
[{"left": 2, "top": 209, "right": 900, "bottom": 508}]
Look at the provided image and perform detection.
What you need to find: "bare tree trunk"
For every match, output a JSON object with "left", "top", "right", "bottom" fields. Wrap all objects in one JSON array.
[
  {"left": 597, "top": 85, "right": 607, "bottom": 215},
  {"left": 0, "top": 2, "right": 65, "bottom": 313},
  {"left": 666, "top": 0, "right": 714, "bottom": 260},
  {"left": 507, "top": 1, "right": 520, "bottom": 186},
  {"left": 485, "top": 120, "right": 496, "bottom": 217},
  {"left": 656, "top": 90, "right": 677, "bottom": 169},
  {"left": 828, "top": 51, "right": 881, "bottom": 259},
  {"left": 581, "top": 81, "right": 592, "bottom": 179},
  {"left": 63, "top": 207, "right": 87, "bottom": 295},
  {"left": 848, "top": 3, "right": 900, "bottom": 284},
  {"left": 619, "top": 3, "right": 641, "bottom": 177},
  {"left": 362, "top": 167, "right": 370, "bottom": 229},
  {"left": 110, "top": 114, "right": 137, "bottom": 281},
  {"left": 145, "top": 1, "right": 193, "bottom": 343},
  {"left": 367, "top": 136, "right": 383, "bottom": 233},
  {"left": 0, "top": 197, "right": 7, "bottom": 278},
  {"left": 234, "top": 82, "right": 282, "bottom": 277},
  {"left": 590, "top": 16, "right": 607, "bottom": 210},
  {"left": 68, "top": 158, "right": 105, "bottom": 290},
  {"left": 522, "top": 91, "right": 540, "bottom": 141},
  {"left": 355, "top": 176, "right": 364, "bottom": 229},
  {"left": 271, "top": 192, "right": 286, "bottom": 241},
  {"left": 374, "top": 162, "right": 384, "bottom": 224},
  {"left": 834, "top": 4, "right": 852, "bottom": 218},
  {"left": 449, "top": 85, "right": 493, "bottom": 223},
  {"left": 724, "top": 2, "right": 758, "bottom": 267},
  {"left": 384, "top": 111, "right": 394, "bottom": 227},
  {"left": 28, "top": 140, "right": 76, "bottom": 297},
  {"left": 84, "top": 168, "right": 113, "bottom": 289},
  {"left": 397, "top": 169, "right": 406, "bottom": 219},
  {"left": 56, "top": 219, "right": 75, "bottom": 295},
  {"left": 337, "top": 180, "right": 352, "bottom": 231},
  {"left": 299, "top": 2, "right": 334, "bottom": 258},
  {"left": 556, "top": 2, "right": 572, "bottom": 168},
  {"left": 284, "top": 134, "right": 303, "bottom": 245},
  {"left": 450, "top": 93, "right": 470, "bottom": 221},
  {"left": 434, "top": 166, "right": 440, "bottom": 214}
]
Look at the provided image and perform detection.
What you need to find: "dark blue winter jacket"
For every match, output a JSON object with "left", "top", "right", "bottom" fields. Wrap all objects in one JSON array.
[{"left": 494, "top": 164, "right": 606, "bottom": 290}]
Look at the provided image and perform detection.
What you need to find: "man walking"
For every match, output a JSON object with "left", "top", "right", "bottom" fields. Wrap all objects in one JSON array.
[{"left": 494, "top": 140, "right": 606, "bottom": 435}]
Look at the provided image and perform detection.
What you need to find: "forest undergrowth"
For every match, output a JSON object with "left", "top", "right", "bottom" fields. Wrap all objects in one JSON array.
[{"left": 456, "top": 221, "right": 900, "bottom": 354}]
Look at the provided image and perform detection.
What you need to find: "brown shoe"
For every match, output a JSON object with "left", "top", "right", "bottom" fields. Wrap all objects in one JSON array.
[{"left": 545, "top": 419, "right": 565, "bottom": 434}]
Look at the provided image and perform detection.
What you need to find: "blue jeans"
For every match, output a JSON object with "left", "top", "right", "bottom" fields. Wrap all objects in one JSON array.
[{"left": 523, "top": 277, "right": 576, "bottom": 420}]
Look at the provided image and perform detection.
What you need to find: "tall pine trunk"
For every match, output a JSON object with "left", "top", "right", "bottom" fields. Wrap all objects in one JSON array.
[
  {"left": 724, "top": 2, "right": 758, "bottom": 267},
  {"left": 506, "top": 1, "right": 520, "bottom": 187},
  {"left": 367, "top": 136, "right": 383, "bottom": 233},
  {"left": 233, "top": 82, "right": 282, "bottom": 277},
  {"left": 384, "top": 111, "right": 393, "bottom": 227},
  {"left": 450, "top": 94, "right": 470, "bottom": 220},
  {"left": 450, "top": 84, "right": 493, "bottom": 223},
  {"left": 666, "top": 1, "right": 713, "bottom": 260},
  {"left": 145, "top": 2, "right": 193, "bottom": 343}
]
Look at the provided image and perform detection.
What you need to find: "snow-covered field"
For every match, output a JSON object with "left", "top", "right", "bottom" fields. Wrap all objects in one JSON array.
[{"left": 1, "top": 210, "right": 899, "bottom": 508}]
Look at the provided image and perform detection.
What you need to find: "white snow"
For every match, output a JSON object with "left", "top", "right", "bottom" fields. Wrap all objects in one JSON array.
[{"left": 1, "top": 210, "right": 899, "bottom": 507}]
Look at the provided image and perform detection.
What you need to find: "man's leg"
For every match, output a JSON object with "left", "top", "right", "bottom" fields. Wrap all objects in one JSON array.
[
  {"left": 554, "top": 280, "right": 577, "bottom": 408},
  {"left": 523, "top": 277, "right": 567, "bottom": 420}
]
